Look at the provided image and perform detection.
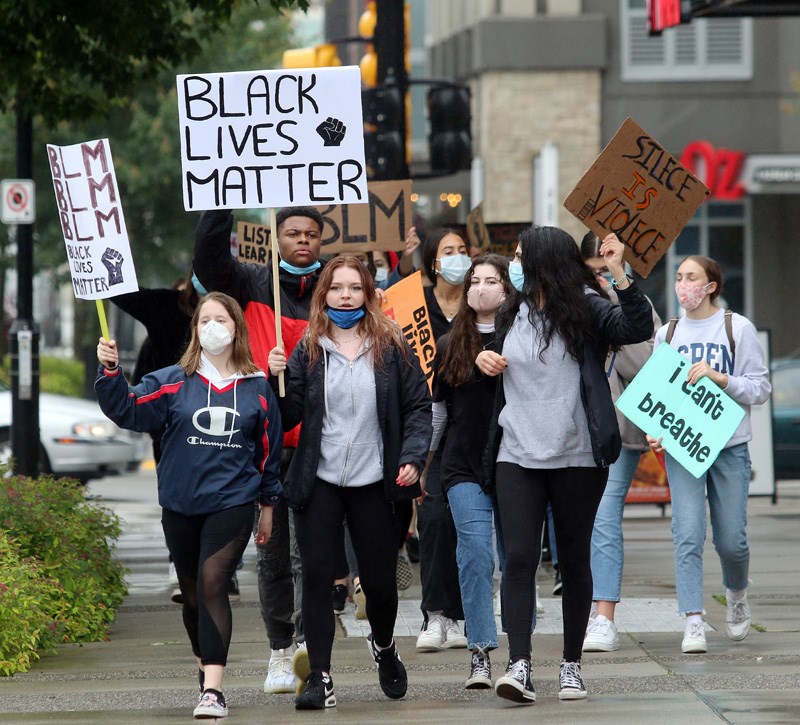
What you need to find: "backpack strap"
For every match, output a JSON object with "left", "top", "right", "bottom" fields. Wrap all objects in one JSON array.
[
  {"left": 724, "top": 310, "right": 736, "bottom": 356},
  {"left": 665, "top": 316, "right": 679, "bottom": 345}
]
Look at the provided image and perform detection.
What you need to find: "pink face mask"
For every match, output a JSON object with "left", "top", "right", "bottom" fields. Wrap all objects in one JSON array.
[
  {"left": 675, "top": 281, "right": 712, "bottom": 311},
  {"left": 467, "top": 286, "right": 507, "bottom": 314}
]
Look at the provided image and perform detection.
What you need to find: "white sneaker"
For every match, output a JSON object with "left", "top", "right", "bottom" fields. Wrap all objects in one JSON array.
[
  {"left": 681, "top": 621, "right": 708, "bottom": 654},
  {"left": 583, "top": 616, "right": 620, "bottom": 652},
  {"left": 263, "top": 647, "right": 296, "bottom": 694},
  {"left": 292, "top": 642, "right": 310, "bottom": 696},
  {"left": 726, "top": 596, "right": 751, "bottom": 641},
  {"left": 416, "top": 614, "right": 446, "bottom": 652},
  {"left": 442, "top": 617, "right": 468, "bottom": 649}
]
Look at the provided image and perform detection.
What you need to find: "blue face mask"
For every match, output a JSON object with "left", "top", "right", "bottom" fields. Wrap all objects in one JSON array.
[
  {"left": 191, "top": 273, "right": 208, "bottom": 296},
  {"left": 279, "top": 259, "right": 321, "bottom": 276},
  {"left": 437, "top": 254, "right": 472, "bottom": 285},
  {"left": 327, "top": 307, "right": 366, "bottom": 329},
  {"left": 509, "top": 261, "right": 525, "bottom": 292}
]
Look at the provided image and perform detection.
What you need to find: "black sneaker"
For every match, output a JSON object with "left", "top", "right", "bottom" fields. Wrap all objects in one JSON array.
[
  {"left": 367, "top": 633, "right": 407, "bottom": 699},
  {"left": 332, "top": 584, "right": 348, "bottom": 614},
  {"left": 494, "top": 658, "right": 535, "bottom": 703},
  {"left": 295, "top": 672, "right": 336, "bottom": 710},
  {"left": 552, "top": 567, "right": 563, "bottom": 596},
  {"left": 465, "top": 649, "right": 492, "bottom": 689},
  {"left": 228, "top": 572, "right": 240, "bottom": 602}
]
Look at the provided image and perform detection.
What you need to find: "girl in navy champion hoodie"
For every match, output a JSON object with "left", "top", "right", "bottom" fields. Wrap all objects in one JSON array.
[{"left": 96, "top": 291, "right": 282, "bottom": 720}]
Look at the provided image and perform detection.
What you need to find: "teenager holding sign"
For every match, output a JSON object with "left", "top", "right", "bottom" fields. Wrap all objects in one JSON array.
[
  {"left": 267, "top": 255, "right": 431, "bottom": 710},
  {"left": 477, "top": 228, "right": 652, "bottom": 703},
  {"left": 648, "top": 256, "right": 770, "bottom": 654},
  {"left": 95, "top": 292, "right": 283, "bottom": 719}
]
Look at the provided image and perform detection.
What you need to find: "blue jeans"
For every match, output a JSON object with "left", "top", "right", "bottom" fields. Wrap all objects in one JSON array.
[
  {"left": 447, "top": 482, "right": 498, "bottom": 650},
  {"left": 590, "top": 448, "right": 641, "bottom": 602},
  {"left": 666, "top": 443, "right": 751, "bottom": 614}
]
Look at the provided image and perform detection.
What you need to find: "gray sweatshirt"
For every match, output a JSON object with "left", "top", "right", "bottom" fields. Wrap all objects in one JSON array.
[
  {"left": 315, "top": 337, "right": 385, "bottom": 487},
  {"left": 497, "top": 302, "right": 596, "bottom": 469}
]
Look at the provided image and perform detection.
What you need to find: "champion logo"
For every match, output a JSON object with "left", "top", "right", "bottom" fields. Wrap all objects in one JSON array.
[{"left": 192, "top": 406, "right": 240, "bottom": 437}]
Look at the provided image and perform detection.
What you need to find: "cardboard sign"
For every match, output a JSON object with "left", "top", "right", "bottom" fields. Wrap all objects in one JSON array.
[
  {"left": 564, "top": 118, "right": 710, "bottom": 277},
  {"left": 237, "top": 221, "right": 271, "bottom": 265},
  {"left": 466, "top": 204, "right": 491, "bottom": 250},
  {"left": 380, "top": 271, "right": 435, "bottom": 391},
  {"left": 451, "top": 221, "right": 530, "bottom": 257},
  {"left": 317, "top": 179, "right": 412, "bottom": 253},
  {"left": 176, "top": 66, "right": 369, "bottom": 210},
  {"left": 616, "top": 344, "right": 745, "bottom": 478},
  {"left": 46, "top": 139, "right": 138, "bottom": 300}
]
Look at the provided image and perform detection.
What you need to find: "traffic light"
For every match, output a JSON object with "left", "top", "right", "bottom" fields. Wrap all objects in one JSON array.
[
  {"left": 282, "top": 43, "right": 342, "bottom": 69},
  {"left": 358, "top": 0, "right": 409, "bottom": 180},
  {"left": 427, "top": 84, "right": 471, "bottom": 175},
  {"left": 362, "top": 84, "right": 405, "bottom": 180}
]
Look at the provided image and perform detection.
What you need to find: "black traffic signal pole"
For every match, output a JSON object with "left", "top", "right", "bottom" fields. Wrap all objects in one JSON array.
[
  {"left": 373, "top": 0, "right": 409, "bottom": 179},
  {"left": 9, "top": 104, "right": 40, "bottom": 477}
]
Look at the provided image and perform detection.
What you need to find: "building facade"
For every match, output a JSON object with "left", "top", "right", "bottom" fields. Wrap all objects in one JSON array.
[{"left": 426, "top": 0, "right": 800, "bottom": 358}]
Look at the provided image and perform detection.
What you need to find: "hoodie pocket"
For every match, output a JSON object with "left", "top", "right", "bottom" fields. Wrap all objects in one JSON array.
[{"left": 498, "top": 398, "right": 580, "bottom": 460}]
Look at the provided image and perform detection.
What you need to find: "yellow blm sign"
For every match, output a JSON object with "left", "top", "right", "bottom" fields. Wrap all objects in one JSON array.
[
  {"left": 563, "top": 118, "right": 710, "bottom": 277},
  {"left": 235, "top": 180, "right": 412, "bottom": 265}
]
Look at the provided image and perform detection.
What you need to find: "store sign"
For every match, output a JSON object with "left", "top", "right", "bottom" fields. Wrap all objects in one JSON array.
[{"left": 680, "top": 141, "right": 746, "bottom": 200}]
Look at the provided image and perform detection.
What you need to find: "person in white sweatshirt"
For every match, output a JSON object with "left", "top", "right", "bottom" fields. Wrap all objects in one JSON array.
[{"left": 648, "top": 255, "right": 771, "bottom": 655}]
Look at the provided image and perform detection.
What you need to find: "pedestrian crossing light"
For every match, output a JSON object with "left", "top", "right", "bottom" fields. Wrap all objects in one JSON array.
[{"left": 282, "top": 43, "right": 342, "bottom": 69}]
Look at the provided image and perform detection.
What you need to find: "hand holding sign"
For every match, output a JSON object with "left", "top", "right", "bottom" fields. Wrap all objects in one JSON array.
[{"left": 316, "top": 117, "right": 346, "bottom": 147}]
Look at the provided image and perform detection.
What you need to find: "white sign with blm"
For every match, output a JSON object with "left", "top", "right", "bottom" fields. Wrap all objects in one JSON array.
[
  {"left": 46, "top": 139, "right": 138, "bottom": 300},
  {"left": 176, "top": 66, "right": 369, "bottom": 211}
]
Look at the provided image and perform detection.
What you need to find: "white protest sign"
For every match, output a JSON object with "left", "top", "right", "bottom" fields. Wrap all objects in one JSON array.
[
  {"left": 46, "top": 139, "right": 138, "bottom": 300},
  {"left": 176, "top": 66, "right": 369, "bottom": 211}
]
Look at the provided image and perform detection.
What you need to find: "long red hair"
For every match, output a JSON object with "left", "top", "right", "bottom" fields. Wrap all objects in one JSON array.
[{"left": 304, "top": 255, "right": 408, "bottom": 369}]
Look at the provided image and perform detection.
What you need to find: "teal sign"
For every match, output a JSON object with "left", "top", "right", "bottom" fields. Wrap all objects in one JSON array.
[{"left": 616, "top": 344, "right": 744, "bottom": 478}]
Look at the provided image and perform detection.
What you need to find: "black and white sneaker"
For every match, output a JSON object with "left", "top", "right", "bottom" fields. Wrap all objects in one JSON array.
[
  {"left": 558, "top": 660, "right": 587, "bottom": 700},
  {"left": 295, "top": 672, "right": 336, "bottom": 710},
  {"left": 367, "top": 633, "right": 408, "bottom": 699},
  {"left": 332, "top": 584, "right": 348, "bottom": 614},
  {"left": 228, "top": 572, "right": 240, "bottom": 603},
  {"left": 465, "top": 649, "right": 492, "bottom": 689},
  {"left": 193, "top": 688, "right": 228, "bottom": 719},
  {"left": 494, "top": 658, "right": 535, "bottom": 703}
]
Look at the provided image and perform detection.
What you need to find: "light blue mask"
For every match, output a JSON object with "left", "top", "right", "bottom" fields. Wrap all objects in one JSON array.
[
  {"left": 191, "top": 273, "right": 208, "bottom": 296},
  {"left": 509, "top": 261, "right": 525, "bottom": 292},
  {"left": 279, "top": 259, "right": 321, "bottom": 276},
  {"left": 437, "top": 254, "right": 472, "bottom": 285},
  {"left": 374, "top": 267, "right": 389, "bottom": 283}
]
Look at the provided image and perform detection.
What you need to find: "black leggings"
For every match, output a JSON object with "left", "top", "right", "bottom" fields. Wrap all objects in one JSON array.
[
  {"left": 294, "top": 480, "right": 398, "bottom": 673},
  {"left": 495, "top": 463, "right": 607, "bottom": 662},
  {"left": 162, "top": 503, "right": 252, "bottom": 666}
]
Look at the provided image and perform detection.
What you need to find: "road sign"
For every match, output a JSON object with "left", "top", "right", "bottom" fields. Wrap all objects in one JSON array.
[{"left": 1, "top": 178, "right": 36, "bottom": 224}]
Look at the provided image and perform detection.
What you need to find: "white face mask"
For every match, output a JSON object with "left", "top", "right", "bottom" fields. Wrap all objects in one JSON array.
[
  {"left": 199, "top": 320, "right": 234, "bottom": 356},
  {"left": 374, "top": 267, "right": 389, "bottom": 283}
]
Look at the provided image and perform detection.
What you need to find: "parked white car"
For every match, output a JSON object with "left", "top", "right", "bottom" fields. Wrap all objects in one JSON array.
[{"left": 0, "top": 383, "right": 148, "bottom": 484}]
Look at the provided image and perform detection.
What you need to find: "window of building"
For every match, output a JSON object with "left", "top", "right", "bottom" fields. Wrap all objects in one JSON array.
[
  {"left": 621, "top": 0, "right": 753, "bottom": 82},
  {"left": 637, "top": 201, "right": 752, "bottom": 323}
]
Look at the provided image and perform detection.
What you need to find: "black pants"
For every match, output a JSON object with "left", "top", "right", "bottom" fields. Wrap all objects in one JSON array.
[
  {"left": 162, "top": 503, "right": 252, "bottom": 666},
  {"left": 417, "top": 451, "right": 463, "bottom": 620},
  {"left": 294, "top": 480, "right": 398, "bottom": 673},
  {"left": 495, "top": 462, "right": 607, "bottom": 663}
]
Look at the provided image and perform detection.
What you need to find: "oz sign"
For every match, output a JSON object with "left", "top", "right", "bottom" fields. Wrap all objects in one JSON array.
[{"left": 1, "top": 179, "right": 36, "bottom": 224}]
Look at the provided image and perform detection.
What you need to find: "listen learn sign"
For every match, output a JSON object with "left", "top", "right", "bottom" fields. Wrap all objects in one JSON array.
[{"left": 616, "top": 344, "right": 744, "bottom": 478}]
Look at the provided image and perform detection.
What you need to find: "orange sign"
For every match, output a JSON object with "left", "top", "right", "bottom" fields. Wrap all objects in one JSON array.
[{"left": 380, "top": 271, "right": 435, "bottom": 391}]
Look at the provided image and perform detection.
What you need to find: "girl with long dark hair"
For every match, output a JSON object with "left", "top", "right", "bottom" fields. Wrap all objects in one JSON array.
[
  {"left": 267, "top": 255, "right": 432, "bottom": 710},
  {"left": 426, "top": 254, "right": 513, "bottom": 688},
  {"left": 478, "top": 227, "right": 653, "bottom": 703}
]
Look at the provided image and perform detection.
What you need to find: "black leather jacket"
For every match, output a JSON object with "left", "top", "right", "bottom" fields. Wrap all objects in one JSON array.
[{"left": 273, "top": 338, "right": 432, "bottom": 510}]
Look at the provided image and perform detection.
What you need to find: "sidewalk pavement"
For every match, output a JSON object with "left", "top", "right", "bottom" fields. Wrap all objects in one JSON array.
[{"left": 0, "top": 471, "right": 798, "bottom": 724}]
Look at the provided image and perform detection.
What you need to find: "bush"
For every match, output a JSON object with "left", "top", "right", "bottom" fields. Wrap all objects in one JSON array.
[
  {"left": 0, "top": 531, "right": 66, "bottom": 676},
  {"left": 0, "top": 355, "right": 85, "bottom": 398},
  {"left": 0, "top": 471, "right": 128, "bottom": 675}
]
